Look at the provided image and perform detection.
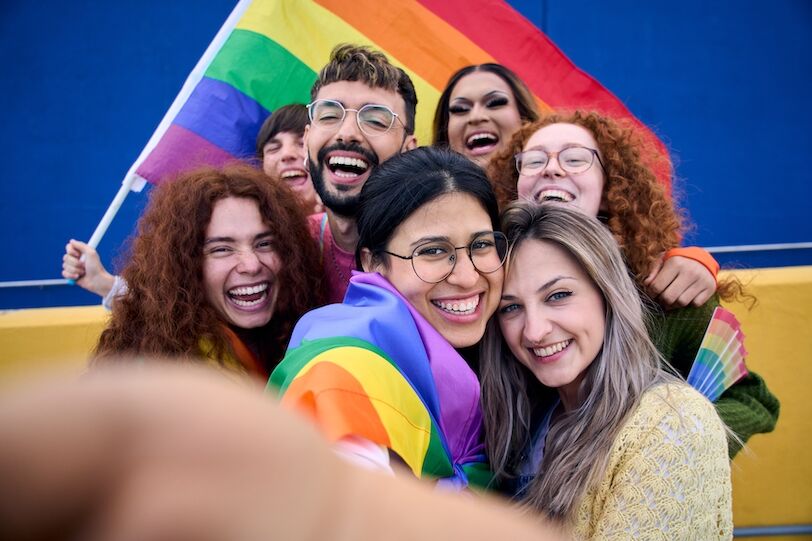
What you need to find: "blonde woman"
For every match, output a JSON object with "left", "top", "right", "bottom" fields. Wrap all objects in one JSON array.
[{"left": 481, "top": 202, "right": 731, "bottom": 539}]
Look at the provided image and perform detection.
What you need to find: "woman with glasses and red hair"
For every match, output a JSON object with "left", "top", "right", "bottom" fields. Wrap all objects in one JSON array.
[
  {"left": 269, "top": 146, "right": 505, "bottom": 489},
  {"left": 487, "top": 111, "right": 779, "bottom": 456}
]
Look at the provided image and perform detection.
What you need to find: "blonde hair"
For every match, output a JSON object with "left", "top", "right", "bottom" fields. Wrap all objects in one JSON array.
[{"left": 480, "top": 202, "right": 675, "bottom": 522}]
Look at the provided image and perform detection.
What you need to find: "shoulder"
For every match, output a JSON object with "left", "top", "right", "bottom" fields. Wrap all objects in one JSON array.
[
  {"left": 602, "top": 383, "right": 729, "bottom": 471},
  {"left": 632, "top": 383, "right": 726, "bottom": 441}
]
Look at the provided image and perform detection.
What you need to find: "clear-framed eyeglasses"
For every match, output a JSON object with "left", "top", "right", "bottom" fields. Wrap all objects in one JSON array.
[
  {"left": 382, "top": 232, "right": 508, "bottom": 284},
  {"left": 307, "top": 99, "right": 405, "bottom": 137},
  {"left": 514, "top": 146, "right": 604, "bottom": 175}
]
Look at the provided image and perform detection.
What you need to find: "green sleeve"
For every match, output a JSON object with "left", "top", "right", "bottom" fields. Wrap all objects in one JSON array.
[{"left": 647, "top": 297, "right": 781, "bottom": 458}]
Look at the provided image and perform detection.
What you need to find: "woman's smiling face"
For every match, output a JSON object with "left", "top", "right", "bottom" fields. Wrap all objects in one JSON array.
[
  {"left": 370, "top": 192, "right": 504, "bottom": 348},
  {"left": 516, "top": 123, "right": 605, "bottom": 217},
  {"left": 446, "top": 71, "right": 523, "bottom": 168},
  {"left": 498, "top": 239, "right": 605, "bottom": 409}
]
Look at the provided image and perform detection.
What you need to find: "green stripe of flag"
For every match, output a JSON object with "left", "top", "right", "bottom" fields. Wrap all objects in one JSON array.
[{"left": 205, "top": 28, "right": 316, "bottom": 111}]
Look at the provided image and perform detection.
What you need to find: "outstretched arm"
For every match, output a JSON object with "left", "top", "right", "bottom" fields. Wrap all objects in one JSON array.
[{"left": 0, "top": 366, "right": 563, "bottom": 541}]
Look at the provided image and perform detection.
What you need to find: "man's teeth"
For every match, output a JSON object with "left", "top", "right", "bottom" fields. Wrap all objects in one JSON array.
[
  {"left": 229, "top": 283, "right": 268, "bottom": 296},
  {"left": 538, "top": 190, "right": 574, "bottom": 203},
  {"left": 432, "top": 296, "right": 480, "bottom": 315},
  {"left": 328, "top": 156, "right": 369, "bottom": 170},
  {"left": 533, "top": 339, "right": 571, "bottom": 358}
]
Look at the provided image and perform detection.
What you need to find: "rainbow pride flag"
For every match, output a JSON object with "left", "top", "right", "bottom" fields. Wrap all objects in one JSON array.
[
  {"left": 687, "top": 306, "right": 749, "bottom": 402},
  {"left": 268, "top": 272, "right": 488, "bottom": 489},
  {"left": 123, "top": 0, "right": 670, "bottom": 192}
]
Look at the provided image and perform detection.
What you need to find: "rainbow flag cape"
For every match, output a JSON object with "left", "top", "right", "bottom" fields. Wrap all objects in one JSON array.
[
  {"left": 122, "top": 0, "right": 670, "bottom": 192},
  {"left": 687, "top": 306, "right": 749, "bottom": 402},
  {"left": 268, "top": 272, "right": 487, "bottom": 489}
]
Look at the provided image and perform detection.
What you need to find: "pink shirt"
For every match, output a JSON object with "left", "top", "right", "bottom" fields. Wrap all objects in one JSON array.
[{"left": 308, "top": 213, "right": 357, "bottom": 304}]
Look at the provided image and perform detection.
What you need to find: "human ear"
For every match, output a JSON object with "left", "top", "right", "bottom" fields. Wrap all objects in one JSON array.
[{"left": 360, "top": 247, "right": 378, "bottom": 272}]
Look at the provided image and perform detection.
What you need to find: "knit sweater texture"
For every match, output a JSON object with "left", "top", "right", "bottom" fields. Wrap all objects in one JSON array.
[
  {"left": 572, "top": 383, "right": 732, "bottom": 540},
  {"left": 647, "top": 296, "right": 780, "bottom": 456}
]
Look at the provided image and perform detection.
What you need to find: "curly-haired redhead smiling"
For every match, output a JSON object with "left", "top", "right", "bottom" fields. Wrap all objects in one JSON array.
[{"left": 94, "top": 165, "right": 325, "bottom": 378}]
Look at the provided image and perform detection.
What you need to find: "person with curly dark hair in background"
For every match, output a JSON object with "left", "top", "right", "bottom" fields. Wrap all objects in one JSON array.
[
  {"left": 487, "top": 111, "right": 779, "bottom": 455},
  {"left": 94, "top": 165, "right": 325, "bottom": 379}
]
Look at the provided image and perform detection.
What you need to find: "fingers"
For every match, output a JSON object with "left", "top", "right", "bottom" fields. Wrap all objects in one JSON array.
[
  {"left": 644, "top": 254, "right": 665, "bottom": 287},
  {"left": 62, "top": 240, "right": 86, "bottom": 280},
  {"left": 647, "top": 256, "right": 717, "bottom": 309}
]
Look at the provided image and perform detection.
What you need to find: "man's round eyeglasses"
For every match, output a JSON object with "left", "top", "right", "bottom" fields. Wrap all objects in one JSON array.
[
  {"left": 307, "top": 99, "right": 404, "bottom": 137},
  {"left": 382, "top": 232, "right": 508, "bottom": 284},
  {"left": 515, "top": 146, "right": 604, "bottom": 176}
]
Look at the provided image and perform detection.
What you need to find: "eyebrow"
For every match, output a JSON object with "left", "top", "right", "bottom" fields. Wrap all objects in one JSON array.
[
  {"left": 408, "top": 230, "right": 493, "bottom": 250},
  {"left": 204, "top": 231, "right": 273, "bottom": 245},
  {"left": 501, "top": 275, "right": 574, "bottom": 300},
  {"left": 451, "top": 90, "right": 510, "bottom": 103}
]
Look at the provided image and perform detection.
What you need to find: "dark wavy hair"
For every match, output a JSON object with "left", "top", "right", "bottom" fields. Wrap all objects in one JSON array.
[
  {"left": 95, "top": 165, "right": 326, "bottom": 372},
  {"left": 432, "top": 63, "right": 539, "bottom": 148},
  {"left": 356, "top": 146, "right": 500, "bottom": 269}
]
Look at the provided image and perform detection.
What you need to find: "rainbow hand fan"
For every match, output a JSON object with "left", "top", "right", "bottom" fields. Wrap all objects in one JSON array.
[{"left": 687, "top": 306, "right": 749, "bottom": 402}]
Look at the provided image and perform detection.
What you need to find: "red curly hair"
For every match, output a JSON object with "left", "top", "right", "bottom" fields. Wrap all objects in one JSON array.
[
  {"left": 489, "top": 111, "right": 681, "bottom": 284},
  {"left": 94, "top": 165, "right": 326, "bottom": 372}
]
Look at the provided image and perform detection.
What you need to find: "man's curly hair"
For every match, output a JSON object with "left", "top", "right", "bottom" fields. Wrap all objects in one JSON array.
[{"left": 94, "top": 165, "right": 326, "bottom": 373}]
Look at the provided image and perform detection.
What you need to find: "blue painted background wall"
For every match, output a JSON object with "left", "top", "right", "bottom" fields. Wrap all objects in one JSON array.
[{"left": 1, "top": 0, "right": 810, "bottom": 309}]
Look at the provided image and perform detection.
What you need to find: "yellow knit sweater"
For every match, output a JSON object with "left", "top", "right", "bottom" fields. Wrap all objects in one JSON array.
[{"left": 572, "top": 383, "right": 732, "bottom": 540}]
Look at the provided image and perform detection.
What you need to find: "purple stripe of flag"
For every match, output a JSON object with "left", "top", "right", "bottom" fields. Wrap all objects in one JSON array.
[
  {"left": 173, "top": 76, "right": 269, "bottom": 159},
  {"left": 136, "top": 124, "right": 239, "bottom": 185}
]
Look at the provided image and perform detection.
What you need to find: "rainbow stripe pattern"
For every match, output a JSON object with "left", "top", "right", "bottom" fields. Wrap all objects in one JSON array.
[
  {"left": 687, "top": 306, "right": 749, "bottom": 402},
  {"left": 268, "top": 272, "right": 487, "bottom": 488},
  {"left": 126, "top": 0, "right": 670, "bottom": 190}
]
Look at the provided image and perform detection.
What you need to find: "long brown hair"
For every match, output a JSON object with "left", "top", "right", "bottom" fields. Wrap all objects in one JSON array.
[{"left": 94, "top": 165, "right": 325, "bottom": 372}]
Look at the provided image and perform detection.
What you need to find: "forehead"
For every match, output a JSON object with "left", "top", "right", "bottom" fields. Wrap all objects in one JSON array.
[
  {"left": 451, "top": 71, "right": 514, "bottom": 100},
  {"left": 524, "top": 123, "right": 598, "bottom": 150},
  {"left": 390, "top": 192, "right": 491, "bottom": 243},
  {"left": 266, "top": 130, "right": 302, "bottom": 143},
  {"left": 206, "top": 197, "right": 264, "bottom": 234},
  {"left": 315, "top": 80, "right": 406, "bottom": 116},
  {"left": 505, "top": 239, "right": 585, "bottom": 289}
]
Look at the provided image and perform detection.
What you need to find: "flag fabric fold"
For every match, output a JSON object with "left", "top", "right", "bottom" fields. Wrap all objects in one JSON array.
[{"left": 268, "top": 272, "right": 488, "bottom": 489}]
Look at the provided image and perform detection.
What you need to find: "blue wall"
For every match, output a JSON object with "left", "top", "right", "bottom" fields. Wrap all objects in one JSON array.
[{"left": 2, "top": 0, "right": 810, "bottom": 309}]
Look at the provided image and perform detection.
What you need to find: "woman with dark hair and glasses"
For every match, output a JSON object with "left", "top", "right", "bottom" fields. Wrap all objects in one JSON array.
[
  {"left": 269, "top": 146, "right": 506, "bottom": 489},
  {"left": 488, "top": 111, "right": 779, "bottom": 456}
]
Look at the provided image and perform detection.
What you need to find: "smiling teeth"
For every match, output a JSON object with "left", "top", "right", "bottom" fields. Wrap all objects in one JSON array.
[
  {"left": 466, "top": 133, "right": 497, "bottom": 145},
  {"left": 281, "top": 170, "right": 306, "bottom": 179},
  {"left": 228, "top": 283, "right": 268, "bottom": 296},
  {"left": 328, "top": 156, "right": 369, "bottom": 170},
  {"left": 538, "top": 189, "right": 574, "bottom": 203},
  {"left": 433, "top": 295, "right": 479, "bottom": 315},
  {"left": 533, "top": 339, "right": 571, "bottom": 358}
]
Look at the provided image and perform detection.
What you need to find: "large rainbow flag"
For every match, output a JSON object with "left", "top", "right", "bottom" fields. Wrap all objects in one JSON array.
[
  {"left": 122, "top": 0, "right": 670, "bottom": 192},
  {"left": 268, "top": 272, "right": 488, "bottom": 489}
]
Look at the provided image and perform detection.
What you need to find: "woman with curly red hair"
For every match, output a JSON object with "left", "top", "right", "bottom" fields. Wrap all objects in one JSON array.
[
  {"left": 487, "top": 111, "right": 779, "bottom": 455},
  {"left": 94, "top": 165, "right": 325, "bottom": 379}
]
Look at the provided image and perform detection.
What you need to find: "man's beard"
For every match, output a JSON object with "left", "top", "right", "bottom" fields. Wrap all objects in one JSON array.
[{"left": 308, "top": 142, "right": 380, "bottom": 218}]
